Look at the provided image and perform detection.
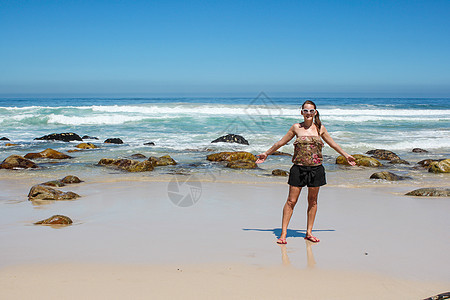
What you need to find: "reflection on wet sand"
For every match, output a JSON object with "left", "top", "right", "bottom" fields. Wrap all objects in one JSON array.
[{"left": 279, "top": 240, "right": 317, "bottom": 268}]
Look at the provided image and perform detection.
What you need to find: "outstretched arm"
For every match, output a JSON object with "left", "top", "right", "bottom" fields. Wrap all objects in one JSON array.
[
  {"left": 320, "top": 126, "right": 356, "bottom": 166},
  {"left": 256, "top": 125, "right": 296, "bottom": 164}
]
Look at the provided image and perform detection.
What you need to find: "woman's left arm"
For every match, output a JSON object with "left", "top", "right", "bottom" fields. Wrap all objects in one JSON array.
[{"left": 320, "top": 125, "right": 356, "bottom": 166}]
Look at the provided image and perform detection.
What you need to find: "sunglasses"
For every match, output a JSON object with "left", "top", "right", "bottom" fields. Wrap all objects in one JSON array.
[{"left": 302, "top": 109, "right": 316, "bottom": 114}]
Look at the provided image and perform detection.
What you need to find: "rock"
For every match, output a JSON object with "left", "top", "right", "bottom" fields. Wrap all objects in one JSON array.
[
  {"left": 24, "top": 148, "right": 72, "bottom": 159},
  {"left": 76, "top": 142, "right": 98, "bottom": 149},
  {"left": 417, "top": 159, "right": 437, "bottom": 168},
  {"left": 272, "top": 169, "right": 289, "bottom": 176},
  {"left": 148, "top": 155, "right": 177, "bottom": 166},
  {"left": 366, "top": 149, "right": 400, "bottom": 161},
  {"left": 405, "top": 188, "right": 450, "bottom": 197},
  {"left": 336, "top": 154, "right": 382, "bottom": 167},
  {"left": 98, "top": 158, "right": 154, "bottom": 172},
  {"left": 211, "top": 134, "right": 249, "bottom": 145},
  {"left": 67, "top": 149, "right": 81, "bottom": 153},
  {"left": 5, "top": 143, "right": 19, "bottom": 146},
  {"left": 35, "top": 132, "right": 82, "bottom": 142},
  {"left": 34, "top": 215, "right": 73, "bottom": 225},
  {"left": 104, "top": 138, "right": 123, "bottom": 144},
  {"left": 388, "top": 159, "right": 410, "bottom": 165},
  {"left": 82, "top": 135, "right": 98, "bottom": 140},
  {"left": 144, "top": 142, "right": 155, "bottom": 146},
  {"left": 207, "top": 151, "right": 256, "bottom": 162},
  {"left": 271, "top": 151, "right": 292, "bottom": 156},
  {"left": 41, "top": 180, "right": 66, "bottom": 187},
  {"left": 412, "top": 148, "right": 428, "bottom": 153},
  {"left": 226, "top": 160, "right": 257, "bottom": 169},
  {"left": 428, "top": 159, "right": 450, "bottom": 173},
  {"left": 370, "top": 171, "right": 411, "bottom": 181},
  {"left": 28, "top": 185, "right": 80, "bottom": 201},
  {"left": 0, "top": 155, "right": 38, "bottom": 169},
  {"left": 130, "top": 153, "right": 147, "bottom": 159},
  {"left": 0, "top": 137, "right": 10, "bottom": 141},
  {"left": 60, "top": 175, "right": 83, "bottom": 184}
]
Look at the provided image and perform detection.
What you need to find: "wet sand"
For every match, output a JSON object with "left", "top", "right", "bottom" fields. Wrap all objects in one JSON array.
[{"left": 0, "top": 177, "right": 449, "bottom": 299}]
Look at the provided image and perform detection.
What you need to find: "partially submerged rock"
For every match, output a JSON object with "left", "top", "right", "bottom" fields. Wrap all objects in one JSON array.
[
  {"left": 130, "top": 153, "right": 147, "bottom": 159},
  {"left": 25, "top": 148, "right": 72, "bottom": 159},
  {"left": 34, "top": 215, "right": 73, "bottom": 225},
  {"left": 226, "top": 160, "right": 257, "bottom": 169},
  {"left": 405, "top": 188, "right": 450, "bottom": 197},
  {"left": 0, "top": 155, "right": 38, "bottom": 169},
  {"left": 336, "top": 154, "right": 382, "bottom": 167},
  {"left": 98, "top": 158, "right": 154, "bottom": 172},
  {"left": 370, "top": 171, "right": 411, "bottom": 181},
  {"left": 412, "top": 148, "right": 428, "bottom": 153},
  {"left": 5, "top": 143, "right": 19, "bottom": 146},
  {"left": 417, "top": 159, "right": 437, "bottom": 168},
  {"left": 388, "top": 159, "right": 410, "bottom": 165},
  {"left": 82, "top": 135, "right": 98, "bottom": 140},
  {"left": 207, "top": 151, "right": 256, "bottom": 162},
  {"left": 144, "top": 142, "right": 155, "bottom": 146},
  {"left": 104, "top": 138, "right": 123, "bottom": 144},
  {"left": 211, "top": 134, "right": 249, "bottom": 145},
  {"left": 41, "top": 180, "right": 66, "bottom": 187},
  {"left": 76, "top": 142, "right": 98, "bottom": 149},
  {"left": 272, "top": 169, "right": 289, "bottom": 176},
  {"left": 428, "top": 159, "right": 450, "bottom": 173},
  {"left": 0, "top": 137, "right": 10, "bottom": 141},
  {"left": 366, "top": 149, "right": 400, "bottom": 161},
  {"left": 28, "top": 185, "right": 80, "bottom": 201},
  {"left": 148, "top": 155, "right": 177, "bottom": 166},
  {"left": 35, "top": 132, "right": 82, "bottom": 142}
]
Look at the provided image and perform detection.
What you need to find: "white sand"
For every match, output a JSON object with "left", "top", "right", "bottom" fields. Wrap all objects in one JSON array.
[{"left": 0, "top": 177, "right": 449, "bottom": 299}]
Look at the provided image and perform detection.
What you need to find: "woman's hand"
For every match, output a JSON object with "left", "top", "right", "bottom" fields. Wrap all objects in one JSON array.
[
  {"left": 345, "top": 154, "right": 357, "bottom": 166},
  {"left": 256, "top": 153, "right": 268, "bottom": 164}
]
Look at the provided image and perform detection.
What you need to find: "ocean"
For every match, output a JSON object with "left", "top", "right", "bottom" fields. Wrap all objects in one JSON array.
[{"left": 1, "top": 95, "right": 449, "bottom": 187}]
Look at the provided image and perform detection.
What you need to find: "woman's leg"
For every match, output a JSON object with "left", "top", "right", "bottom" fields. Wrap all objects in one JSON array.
[
  {"left": 279, "top": 185, "right": 302, "bottom": 240},
  {"left": 305, "top": 187, "right": 320, "bottom": 242}
]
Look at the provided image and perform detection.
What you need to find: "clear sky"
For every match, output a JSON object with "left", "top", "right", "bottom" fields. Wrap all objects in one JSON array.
[{"left": 1, "top": 0, "right": 449, "bottom": 97}]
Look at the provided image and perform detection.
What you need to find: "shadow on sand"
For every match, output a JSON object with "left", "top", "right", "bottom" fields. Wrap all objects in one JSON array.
[{"left": 242, "top": 228, "right": 335, "bottom": 239}]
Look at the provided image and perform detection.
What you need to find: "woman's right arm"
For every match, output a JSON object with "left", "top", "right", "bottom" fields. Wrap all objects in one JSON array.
[{"left": 256, "top": 125, "right": 296, "bottom": 164}]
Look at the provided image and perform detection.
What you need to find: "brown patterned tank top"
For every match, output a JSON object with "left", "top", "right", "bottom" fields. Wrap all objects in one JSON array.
[{"left": 292, "top": 136, "right": 324, "bottom": 166}]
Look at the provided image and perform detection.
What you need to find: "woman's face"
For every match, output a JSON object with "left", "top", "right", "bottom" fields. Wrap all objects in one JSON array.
[{"left": 301, "top": 103, "right": 317, "bottom": 119}]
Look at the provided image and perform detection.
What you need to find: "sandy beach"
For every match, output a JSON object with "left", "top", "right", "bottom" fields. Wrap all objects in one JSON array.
[{"left": 0, "top": 175, "right": 448, "bottom": 299}]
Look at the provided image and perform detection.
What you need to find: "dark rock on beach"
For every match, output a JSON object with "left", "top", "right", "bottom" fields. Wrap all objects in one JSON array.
[
  {"left": 35, "top": 132, "right": 82, "bottom": 142},
  {"left": 34, "top": 215, "right": 73, "bottom": 225},
  {"left": 417, "top": 159, "right": 438, "bottom": 168},
  {"left": 104, "top": 138, "right": 123, "bottom": 144},
  {"left": 0, "top": 137, "right": 10, "bottom": 141},
  {"left": 148, "top": 155, "right": 177, "bottom": 166},
  {"left": 211, "top": 134, "right": 249, "bottom": 145},
  {"left": 5, "top": 143, "right": 19, "bottom": 146},
  {"left": 272, "top": 169, "right": 289, "bottom": 176},
  {"left": 144, "top": 142, "right": 155, "bottom": 146},
  {"left": 336, "top": 154, "right": 382, "bottom": 167},
  {"left": 226, "top": 160, "right": 257, "bottom": 169},
  {"left": 28, "top": 185, "right": 80, "bottom": 201},
  {"left": 366, "top": 149, "right": 400, "bottom": 161},
  {"left": 207, "top": 151, "right": 256, "bottom": 162},
  {"left": 428, "top": 159, "right": 450, "bottom": 173},
  {"left": 76, "top": 142, "right": 98, "bottom": 149},
  {"left": 82, "top": 135, "right": 99, "bottom": 140},
  {"left": 61, "top": 175, "right": 83, "bottom": 184},
  {"left": 405, "top": 188, "right": 450, "bottom": 197},
  {"left": 25, "top": 148, "right": 72, "bottom": 159},
  {"left": 412, "top": 148, "right": 428, "bottom": 153},
  {"left": 0, "top": 155, "right": 38, "bottom": 169},
  {"left": 370, "top": 171, "right": 411, "bottom": 181},
  {"left": 42, "top": 180, "right": 66, "bottom": 187},
  {"left": 98, "top": 158, "right": 154, "bottom": 172}
]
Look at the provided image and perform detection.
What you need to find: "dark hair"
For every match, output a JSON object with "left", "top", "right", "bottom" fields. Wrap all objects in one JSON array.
[{"left": 302, "top": 100, "right": 322, "bottom": 135}]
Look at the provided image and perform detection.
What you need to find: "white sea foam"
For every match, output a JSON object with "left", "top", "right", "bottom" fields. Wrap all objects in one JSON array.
[{"left": 47, "top": 114, "right": 148, "bottom": 125}]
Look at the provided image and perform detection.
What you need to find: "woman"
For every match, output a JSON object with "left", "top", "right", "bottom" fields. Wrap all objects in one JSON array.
[{"left": 256, "top": 100, "right": 356, "bottom": 244}]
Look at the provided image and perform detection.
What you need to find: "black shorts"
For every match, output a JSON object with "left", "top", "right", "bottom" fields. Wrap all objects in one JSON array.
[{"left": 288, "top": 164, "right": 326, "bottom": 187}]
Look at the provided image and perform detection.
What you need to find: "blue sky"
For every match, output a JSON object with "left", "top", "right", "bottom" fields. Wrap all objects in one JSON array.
[{"left": 1, "top": 0, "right": 449, "bottom": 96}]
